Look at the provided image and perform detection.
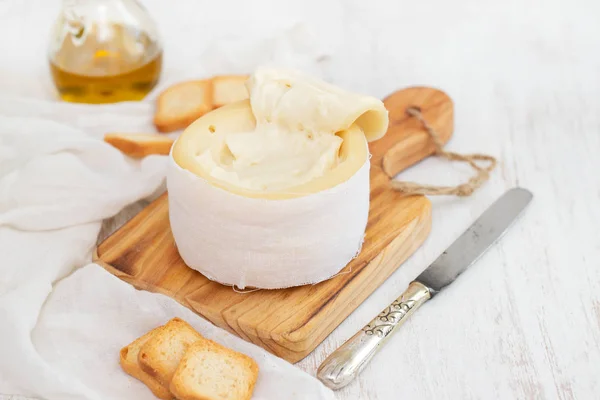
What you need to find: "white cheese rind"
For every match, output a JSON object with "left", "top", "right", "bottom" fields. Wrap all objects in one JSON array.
[{"left": 167, "top": 154, "right": 370, "bottom": 289}]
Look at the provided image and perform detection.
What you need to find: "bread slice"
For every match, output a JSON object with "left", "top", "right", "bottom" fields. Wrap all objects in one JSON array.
[
  {"left": 119, "top": 328, "right": 173, "bottom": 400},
  {"left": 211, "top": 75, "right": 249, "bottom": 109},
  {"left": 139, "top": 317, "right": 204, "bottom": 387},
  {"left": 153, "top": 80, "right": 213, "bottom": 133},
  {"left": 104, "top": 133, "right": 175, "bottom": 158},
  {"left": 169, "top": 339, "right": 259, "bottom": 400}
]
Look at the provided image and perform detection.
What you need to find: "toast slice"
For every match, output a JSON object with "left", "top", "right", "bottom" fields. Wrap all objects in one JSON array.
[
  {"left": 153, "top": 80, "right": 213, "bottom": 133},
  {"left": 211, "top": 75, "right": 249, "bottom": 109},
  {"left": 139, "top": 317, "right": 204, "bottom": 387},
  {"left": 119, "top": 328, "right": 173, "bottom": 400},
  {"left": 169, "top": 339, "right": 259, "bottom": 400},
  {"left": 104, "top": 133, "right": 175, "bottom": 158}
]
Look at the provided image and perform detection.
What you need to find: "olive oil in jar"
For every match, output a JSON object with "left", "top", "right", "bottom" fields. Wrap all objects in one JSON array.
[{"left": 48, "top": 0, "right": 163, "bottom": 104}]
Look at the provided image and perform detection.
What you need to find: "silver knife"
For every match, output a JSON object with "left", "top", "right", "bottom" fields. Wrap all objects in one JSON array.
[{"left": 317, "top": 187, "right": 533, "bottom": 390}]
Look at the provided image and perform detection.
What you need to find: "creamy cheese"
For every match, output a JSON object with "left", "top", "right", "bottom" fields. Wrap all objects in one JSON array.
[
  {"left": 193, "top": 67, "right": 387, "bottom": 192},
  {"left": 195, "top": 124, "right": 342, "bottom": 191}
]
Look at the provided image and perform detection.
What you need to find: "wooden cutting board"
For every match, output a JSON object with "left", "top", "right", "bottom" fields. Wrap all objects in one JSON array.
[{"left": 94, "top": 86, "right": 453, "bottom": 363}]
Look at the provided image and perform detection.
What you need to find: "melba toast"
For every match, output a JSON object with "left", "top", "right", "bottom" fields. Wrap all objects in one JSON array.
[
  {"left": 119, "top": 327, "right": 173, "bottom": 400},
  {"left": 170, "top": 339, "right": 259, "bottom": 400},
  {"left": 119, "top": 317, "right": 259, "bottom": 400},
  {"left": 212, "top": 75, "right": 249, "bottom": 109},
  {"left": 138, "top": 317, "right": 204, "bottom": 386},
  {"left": 153, "top": 75, "right": 250, "bottom": 133},
  {"left": 153, "top": 80, "right": 213, "bottom": 133},
  {"left": 104, "top": 133, "right": 174, "bottom": 157}
]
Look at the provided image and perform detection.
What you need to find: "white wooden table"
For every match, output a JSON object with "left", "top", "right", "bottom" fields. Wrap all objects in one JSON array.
[{"left": 2, "top": 0, "right": 599, "bottom": 399}]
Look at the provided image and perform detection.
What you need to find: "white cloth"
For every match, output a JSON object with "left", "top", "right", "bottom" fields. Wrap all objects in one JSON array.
[
  {"left": 0, "top": 24, "right": 335, "bottom": 400},
  {"left": 168, "top": 157, "right": 370, "bottom": 289}
]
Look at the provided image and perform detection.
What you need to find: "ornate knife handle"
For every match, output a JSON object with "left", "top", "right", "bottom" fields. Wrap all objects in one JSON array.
[{"left": 317, "top": 281, "right": 432, "bottom": 390}]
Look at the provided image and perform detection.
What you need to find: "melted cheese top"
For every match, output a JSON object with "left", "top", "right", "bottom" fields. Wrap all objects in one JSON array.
[{"left": 195, "top": 68, "right": 388, "bottom": 191}]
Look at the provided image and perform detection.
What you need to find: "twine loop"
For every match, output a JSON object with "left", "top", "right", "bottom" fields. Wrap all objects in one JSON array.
[{"left": 391, "top": 107, "right": 497, "bottom": 197}]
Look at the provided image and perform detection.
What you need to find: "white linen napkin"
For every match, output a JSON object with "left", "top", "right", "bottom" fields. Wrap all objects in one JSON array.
[
  {"left": 0, "top": 25, "right": 335, "bottom": 400},
  {"left": 0, "top": 97, "right": 335, "bottom": 400}
]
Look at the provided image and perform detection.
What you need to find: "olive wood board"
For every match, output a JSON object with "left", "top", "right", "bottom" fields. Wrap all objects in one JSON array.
[{"left": 94, "top": 86, "right": 453, "bottom": 363}]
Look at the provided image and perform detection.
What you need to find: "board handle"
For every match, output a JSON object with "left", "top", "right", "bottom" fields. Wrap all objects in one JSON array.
[
  {"left": 316, "top": 281, "right": 432, "bottom": 390},
  {"left": 369, "top": 87, "right": 454, "bottom": 178}
]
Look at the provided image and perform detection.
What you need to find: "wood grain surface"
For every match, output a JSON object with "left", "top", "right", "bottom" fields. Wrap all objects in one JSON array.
[{"left": 94, "top": 87, "right": 453, "bottom": 363}]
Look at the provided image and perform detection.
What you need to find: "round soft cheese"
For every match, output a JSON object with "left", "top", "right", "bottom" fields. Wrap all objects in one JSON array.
[{"left": 168, "top": 69, "right": 388, "bottom": 289}]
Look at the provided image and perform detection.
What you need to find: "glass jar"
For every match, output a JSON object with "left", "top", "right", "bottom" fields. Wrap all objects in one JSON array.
[{"left": 48, "top": 0, "right": 163, "bottom": 104}]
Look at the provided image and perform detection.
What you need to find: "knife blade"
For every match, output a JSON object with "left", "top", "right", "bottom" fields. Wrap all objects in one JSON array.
[{"left": 317, "top": 187, "right": 533, "bottom": 390}]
